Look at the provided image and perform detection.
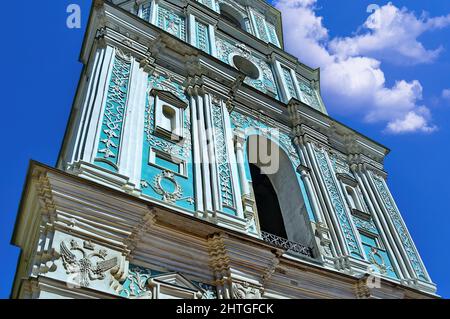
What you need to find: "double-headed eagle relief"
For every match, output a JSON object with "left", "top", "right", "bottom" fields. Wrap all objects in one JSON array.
[{"left": 60, "top": 239, "right": 118, "bottom": 288}]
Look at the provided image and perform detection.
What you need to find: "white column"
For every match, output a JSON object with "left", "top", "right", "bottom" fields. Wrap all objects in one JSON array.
[
  {"left": 274, "top": 60, "right": 290, "bottom": 102},
  {"left": 196, "top": 93, "right": 213, "bottom": 213},
  {"left": 234, "top": 130, "right": 250, "bottom": 197},
  {"left": 352, "top": 165, "right": 407, "bottom": 279},
  {"left": 83, "top": 46, "right": 116, "bottom": 163},
  {"left": 190, "top": 95, "right": 204, "bottom": 213},
  {"left": 118, "top": 59, "right": 149, "bottom": 191},
  {"left": 325, "top": 153, "right": 366, "bottom": 259},
  {"left": 365, "top": 170, "right": 430, "bottom": 281},
  {"left": 223, "top": 105, "right": 244, "bottom": 218},
  {"left": 298, "top": 164, "right": 323, "bottom": 224},
  {"left": 291, "top": 69, "right": 302, "bottom": 100},
  {"left": 305, "top": 142, "right": 347, "bottom": 256},
  {"left": 204, "top": 93, "right": 220, "bottom": 212},
  {"left": 64, "top": 44, "right": 105, "bottom": 166}
]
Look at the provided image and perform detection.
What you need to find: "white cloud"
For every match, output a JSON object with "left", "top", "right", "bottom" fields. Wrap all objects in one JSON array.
[
  {"left": 329, "top": 3, "right": 450, "bottom": 65},
  {"left": 274, "top": 0, "right": 448, "bottom": 134},
  {"left": 386, "top": 111, "right": 437, "bottom": 134}
]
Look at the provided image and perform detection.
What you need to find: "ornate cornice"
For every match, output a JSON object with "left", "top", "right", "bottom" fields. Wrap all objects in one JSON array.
[{"left": 125, "top": 207, "right": 157, "bottom": 257}]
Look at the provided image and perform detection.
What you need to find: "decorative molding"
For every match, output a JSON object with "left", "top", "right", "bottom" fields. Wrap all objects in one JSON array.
[
  {"left": 145, "top": 74, "right": 192, "bottom": 159},
  {"left": 152, "top": 170, "right": 183, "bottom": 203},
  {"left": 195, "top": 20, "right": 211, "bottom": 54},
  {"left": 215, "top": 38, "right": 278, "bottom": 99},
  {"left": 95, "top": 50, "right": 132, "bottom": 170},
  {"left": 352, "top": 215, "right": 378, "bottom": 234},
  {"left": 314, "top": 148, "right": 363, "bottom": 258},
  {"left": 232, "top": 281, "right": 263, "bottom": 299},
  {"left": 230, "top": 111, "right": 301, "bottom": 168},
  {"left": 119, "top": 265, "right": 153, "bottom": 298},
  {"left": 125, "top": 209, "right": 157, "bottom": 256},
  {"left": 211, "top": 98, "right": 235, "bottom": 209},
  {"left": 157, "top": 6, "right": 186, "bottom": 40},
  {"left": 296, "top": 75, "right": 322, "bottom": 111},
  {"left": 371, "top": 173, "right": 428, "bottom": 281}
]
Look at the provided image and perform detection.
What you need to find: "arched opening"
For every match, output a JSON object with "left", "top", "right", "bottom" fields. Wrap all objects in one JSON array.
[
  {"left": 219, "top": 4, "right": 245, "bottom": 30},
  {"left": 246, "top": 135, "right": 314, "bottom": 247},
  {"left": 249, "top": 163, "right": 287, "bottom": 239}
]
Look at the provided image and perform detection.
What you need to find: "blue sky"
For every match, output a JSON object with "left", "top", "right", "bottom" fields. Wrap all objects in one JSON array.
[{"left": 0, "top": 0, "right": 449, "bottom": 298}]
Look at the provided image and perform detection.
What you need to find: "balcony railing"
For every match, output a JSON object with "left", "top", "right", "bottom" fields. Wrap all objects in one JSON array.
[{"left": 261, "top": 231, "right": 314, "bottom": 258}]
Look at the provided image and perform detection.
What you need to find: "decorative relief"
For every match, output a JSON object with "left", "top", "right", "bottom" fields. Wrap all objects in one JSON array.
[
  {"left": 152, "top": 171, "right": 181, "bottom": 203},
  {"left": 120, "top": 266, "right": 153, "bottom": 298},
  {"left": 197, "top": 282, "right": 218, "bottom": 299},
  {"left": 230, "top": 111, "right": 301, "bottom": 168},
  {"left": 266, "top": 23, "right": 279, "bottom": 46},
  {"left": 141, "top": 73, "right": 195, "bottom": 209},
  {"left": 211, "top": 98, "right": 235, "bottom": 209},
  {"left": 141, "top": 171, "right": 194, "bottom": 205},
  {"left": 196, "top": 20, "right": 211, "bottom": 54},
  {"left": 352, "top": 215, "right": 378, "bottom": 234},
  {"left": 282, "top": 66, "right": 298, "bottom": 99},
  {"left": 329, "top": 152, "right": 353, "bottom": 176},
  {"left": 215, "top": 38, "right": 279, "bottom": 99},
  {"left": 314, "top": 148, "right": 363, "bottom": 258},
  {"left": 119, "top": 265, "right": 217, "bottom": 299},
  {"left": 157, "top": 6, "right": 186, "bottom": 40},
  {"left": 297, "top": 76, "right": 322, "bottom": 111},
  {"left": 232, "top": 282, "right": 262, "bottom": 299},
  {"left": 96, "top": 51, "right": 132, "bottom": 170},
  {"left": 368, "top": 247, "right": 390, "bottom": 275},
  {"left": 219, "top": 0, "right": 247, "bottom": 17},
  {"left": 371, "top": 173, "right": 427, "bottom": 281},
  {"left": 59, "top": 239, "right": 118, "bottom": 288},
  {"left": 252, "top": 10, "right": 270, "bottom": 43}
]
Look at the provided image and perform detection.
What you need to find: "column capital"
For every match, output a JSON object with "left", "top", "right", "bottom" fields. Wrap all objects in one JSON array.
[{"left": 234, "top": 128, "right": 247, "bottom": 150}]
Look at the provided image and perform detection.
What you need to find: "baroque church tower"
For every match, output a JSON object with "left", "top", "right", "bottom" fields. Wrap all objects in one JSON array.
[{"left": 11, "top": 0, "right": 437, "bottom": 298}]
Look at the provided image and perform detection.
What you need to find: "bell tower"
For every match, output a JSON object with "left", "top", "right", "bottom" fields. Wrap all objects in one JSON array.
[{"left": 10, "top": 0, "right": 437, "bottom": 299}]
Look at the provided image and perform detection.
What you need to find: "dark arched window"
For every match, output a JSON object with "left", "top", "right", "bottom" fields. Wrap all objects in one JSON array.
[
  {"left": 219, "top": 4, "right": 244, "bottom": 30},
  {"left": 249, "top": 163, "right": 288, "bottom": 239}
]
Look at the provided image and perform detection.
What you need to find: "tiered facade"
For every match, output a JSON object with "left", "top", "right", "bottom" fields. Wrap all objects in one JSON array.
[{"left": 11, "top": 0, "right": 437, "bottom": 299}]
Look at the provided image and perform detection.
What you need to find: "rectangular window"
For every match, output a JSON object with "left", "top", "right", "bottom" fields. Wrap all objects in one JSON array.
[
  {"left": 359, "top": 232, "right": 379, "bottom": 248},
  {"left": 149, "top": 148, "right": 187, "bottom": 177}
]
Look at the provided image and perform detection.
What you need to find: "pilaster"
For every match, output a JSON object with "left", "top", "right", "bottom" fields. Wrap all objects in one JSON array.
[{"left": 117, "top": 58, "right": 149, "bottom": 194}]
